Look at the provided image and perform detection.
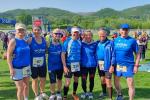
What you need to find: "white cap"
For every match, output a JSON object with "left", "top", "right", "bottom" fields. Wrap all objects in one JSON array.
[
  {"left": 71, "top": 27, "right": 80, "bottom": 34},
  {"left": 15, "top": 23, "right": 26, "bottom": 30},
  {"left": 52, "top": 28, "right": 62, "bottom": 34}
]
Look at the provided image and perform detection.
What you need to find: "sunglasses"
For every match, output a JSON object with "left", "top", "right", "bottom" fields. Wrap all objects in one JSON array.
[{"left": 54, "top": 33, "right": 62, "bottom": 35}]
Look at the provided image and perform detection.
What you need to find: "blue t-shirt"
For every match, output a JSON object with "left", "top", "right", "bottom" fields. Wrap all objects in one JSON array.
[
  {"left": 81, "top": 41, "right": 97, "bottom": 67},
  {"left": 13, "top": 38, "right": 30, "bottom": 68},
  {"left": 96, "top": 41, "right": 107, "bottom": 61},
  {"left": 62, "top": 38, "right": 81, "bottom": 65},
  {"left": 30, "top": 37, "right": 46, "bottom": 67},
  {"left": 114, "top": 36, "right": 139, "bottom": 66},
  {"left": 48, "top": 42, "right": 63, "bottom": 71}
]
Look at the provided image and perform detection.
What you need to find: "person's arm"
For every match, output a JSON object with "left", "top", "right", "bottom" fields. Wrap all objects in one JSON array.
[
  {"left": 109, "top": 41, "right": 115, "bottom": 73},
  {"left": 61, "top": 52, "right": 69, "bottom": 74},
  {"left": 133, "top": 40, "right": 141, "bottom": 73},
  {"left": 61, "top": 40, "right": 69, "bottom": 74},
  {"left": 7, "top": 39, "right": 16, "bottom": 76},
  {"left": 26, "top": 37, "right": 32, "bottom": 44}
]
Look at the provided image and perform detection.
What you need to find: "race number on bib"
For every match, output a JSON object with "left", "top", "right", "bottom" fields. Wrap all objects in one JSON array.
[
  {"left": 33, "top": 57, "right": 44, "bottom": 67},
  {"left": 117, "top": 65, "right": 127, "bottom": 72},
  {"left": 98, "top": 60, "right": 104, "bottom": 70},
  {"left": 71, "top": 62, "right": 80, "bottom": 72},
  {"left": 23, "top": 66, "right": 31, "bottom": 77}
]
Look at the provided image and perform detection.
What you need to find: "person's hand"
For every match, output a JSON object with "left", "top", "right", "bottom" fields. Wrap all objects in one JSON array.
[
  {"left": 109, "top": 66, "right": 114, "bottom": 73},
  {"left": 63, "top": 66, "right": 69, "bottom": 75},
  {"left": 133, "top": 65, "right": 138, "bottom": 74},
  {"left": 10, "top": 68, "right": 15, "bottom": 76}
]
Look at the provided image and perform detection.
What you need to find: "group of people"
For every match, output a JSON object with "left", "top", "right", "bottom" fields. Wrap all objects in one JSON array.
[
  {"left": 133, "top": 31, "right": 149, "bottom": 61},
  {"left": 6, "top": 23, "right": 141, "bottom": 100}
]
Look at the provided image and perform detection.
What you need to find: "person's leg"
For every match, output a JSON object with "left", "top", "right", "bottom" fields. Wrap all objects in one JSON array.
[
  {"left": 15, "top": 80, "right": 24, "bottom": 100},
  {"left": 23, "top": 77, "right": 30, "bottom": 100},
  {"left": 114, "top": 75, "right": 122, "bottom": 95},
  {"left": 98, "top": 69, "right": 107, "bottom": 95},
  {"left": 63, "top": 78, "right": 71, "bottom": 99},
  {"left": 49, "top": 71, "right": 57, "bottom": 99},
  {"left": 73, "top": 72, "right": 80, "bottom": 95},
  {"left": 56, "top": 70, "right": 63, "bottom": 93},
  {"left": 56, "top": 70, "right": 63, "bottom": 99},
  {"left": 31, "top": 67, "right": 39, "bottom": 97},
  {"left": 72, "top": 72, "right": 80, "bottom": 100},
  {"left": 89, "top": 67, "right": 96, "bottom": 93},
  {"left": 105, "top": 72, "right": 113, "bottom": 100},
  {"left": 127, "top": 77, "right": 135, "bottom": 100},
  {"left": 32, "top": 78, "right": 38, "bottom": 96},
  {"left": 39, "top": 66, "right": 47, "bottom": 93},
  {"left": 39, "top": 77, "right": 46, "bottom": 93},
  {"left": 81, "top": 67, "right": 88, "bottom": 93},
  {"left": 63, "top": 70, "right": 72, "bottom": 99},
  {"left": 49, "top": 71, "right": 57, "bottom": 94}
]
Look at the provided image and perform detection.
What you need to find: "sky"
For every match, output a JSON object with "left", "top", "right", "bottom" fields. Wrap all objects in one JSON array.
[{"left": 0, "top": 0, "right": 150, "bottom": 13}]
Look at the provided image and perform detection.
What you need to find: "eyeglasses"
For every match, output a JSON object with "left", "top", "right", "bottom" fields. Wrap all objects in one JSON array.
[{"left": 18, "top": 29, "right": 25, "bottom": 31}]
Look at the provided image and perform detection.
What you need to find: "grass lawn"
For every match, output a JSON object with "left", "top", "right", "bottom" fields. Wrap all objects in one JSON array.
[{"left": 0, "top": 37, "right": 150, "bottom": 100}]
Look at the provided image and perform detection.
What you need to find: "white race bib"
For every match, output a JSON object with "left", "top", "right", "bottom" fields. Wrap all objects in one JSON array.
[
  {"left": 98, "top": 60, "right": 104, "bottom": 70},
  {"left": 23, "top": 66, "right": 31, "bottom": 77},
  {"left": 33, "top": 57, "right": 44, "bottom": 67},
  {"left": 71, "top": 62, "right": 80, "bottom": 72},
  {"left": 117, "top": 65, "right": 127, "bottom": 72}
]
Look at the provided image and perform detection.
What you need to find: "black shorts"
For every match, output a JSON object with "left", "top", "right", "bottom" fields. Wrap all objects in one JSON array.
[
  {"left": 64, "top": 66, "right": 81, "bottom": 78},
  {"left": 31, "top": 66, "right": 47, "bottom": 79},
  {"left": 49, "top": 69, "right": 63, "bottom": 84},
  {"left": 81, "top": 67, "right": 96, "bottom": 77},
  {"left": 98, "top": 68, "right": 112, "bottom": 79}
]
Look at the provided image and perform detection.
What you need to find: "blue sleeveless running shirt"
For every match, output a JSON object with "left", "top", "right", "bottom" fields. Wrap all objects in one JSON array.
[
  {"left": 48, "top": 42, "right": 63, "bottom": 71},
  {"left": 12, "top": 38, "right": 30, "bottom": 68},
  {"left": 30, "top": 37, "right": 46, "bottom": 67}
]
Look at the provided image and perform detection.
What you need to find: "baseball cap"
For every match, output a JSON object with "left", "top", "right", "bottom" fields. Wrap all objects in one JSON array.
[
  {"left": 15, "top": 23, "right": 26, "bottom": 30},
  {"left": 53, "top": 28, "right": 62, "bottom": 34},
  {"left": 71, "top": 27, "right": 80, "bottom": 34},
  {"left": 120, "top": 24, "right": 130, "bottom": 29}
]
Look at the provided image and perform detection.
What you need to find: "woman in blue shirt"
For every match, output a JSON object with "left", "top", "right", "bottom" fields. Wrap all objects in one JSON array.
[
  {"left": 80, "top": 30, "right": 97, "bottom": 99},
  {"left": 48, "top": 28, "right": 63, "bottom": 100},
  {"left": 7, "top": 23, "right": 31, "bottom": 100},
  {"left": 28, "top": 26, "right": 48, "bottom": 100}
]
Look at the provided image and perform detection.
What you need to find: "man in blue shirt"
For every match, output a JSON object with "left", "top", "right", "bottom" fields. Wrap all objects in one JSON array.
[
  {"left": 61, "top": 27, "right": 81, "bottom": 100},
  {"left": 114, "top": 24, "right": 140, "bottom": 100}
]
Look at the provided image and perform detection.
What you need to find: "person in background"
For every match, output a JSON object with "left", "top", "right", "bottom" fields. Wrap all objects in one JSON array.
[
  {"left": 112, "top": 32, "right": 118, "bottom": 40},
  {"left": 28, "top": 26, "right": 48, "bottom": 100},
  {"left": 7, "top": 23, "right": 31, "bottom": 100},
  {"left": 114, "top": 24, "right": 140, "bottom": 100},
  {"left": 96, "top": 28, "right": 115, "bottom": 100},
  {"left": 48, "top": 28, "right": 63, "bottom": 100},
  {"left": 61, "top": 29, "right": 68, "bottom": 43},
  {"left": 80, "top": 30, "right": 97, "bottom": 99}
]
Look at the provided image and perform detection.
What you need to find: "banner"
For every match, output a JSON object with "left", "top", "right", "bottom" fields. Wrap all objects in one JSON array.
[{"left": 0, "top": 18, "right": 16, "bottom": 25}]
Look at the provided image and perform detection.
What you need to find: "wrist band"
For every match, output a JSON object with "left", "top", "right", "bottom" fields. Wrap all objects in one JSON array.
[{"left": 134, "top": 65, "right": 139, "bottom": 67}]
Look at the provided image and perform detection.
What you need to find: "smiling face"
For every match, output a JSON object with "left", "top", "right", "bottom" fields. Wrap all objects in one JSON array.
[
  {"left": 98, "top": 30, "right": 107, "bottom": 41},
  {"left": 32, "top": 26, "right": 41, "bottom": 37},
  {"left": 53, "top": 32, "right": 62, "bottom": 40},
  {"left": 84, "top": 31, "right": 92, "bottom": 43},
  {"left": 16, "top": 28, "right": 26, "bottom": 38},
  {"left": 120, "top": 28, "right": 129, "bottom": 38},
  {"left": 71, "top": 31, "right": 80, "bottom": 40}
]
